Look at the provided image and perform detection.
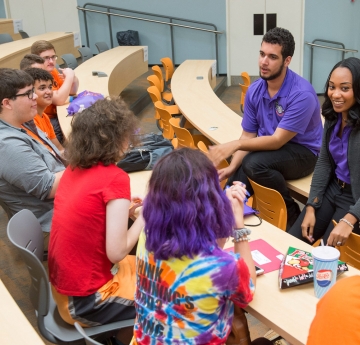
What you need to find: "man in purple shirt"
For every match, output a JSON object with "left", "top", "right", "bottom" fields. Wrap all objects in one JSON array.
[{"left": 209, "top": 27, "right": 323, "bottom": 228}]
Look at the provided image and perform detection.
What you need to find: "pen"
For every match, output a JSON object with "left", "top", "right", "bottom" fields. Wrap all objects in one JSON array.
[{"left": 332, "top": 219, "right": 338, "bottom": 227}]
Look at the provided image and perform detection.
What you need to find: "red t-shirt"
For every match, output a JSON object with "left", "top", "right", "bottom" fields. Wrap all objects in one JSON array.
[
  {"left": 48, "top": 163, "right": 130, "bottom": 296},
  {"left": 44, "top": 69, "right": 64, "bottom": 118}
]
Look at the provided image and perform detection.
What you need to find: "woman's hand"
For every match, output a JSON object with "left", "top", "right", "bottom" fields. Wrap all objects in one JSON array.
[
  {"left": 225, "top": 181, "right": 247, "bottom": 227},
  {"left": 301, "top": 206, "right": 316, "bottom": 243},
  {"left": 129, "top": 196, "right": 143, "bottom": 220},
  {"left": 327, "top": 215, "right": 356, "bottom": 246}
]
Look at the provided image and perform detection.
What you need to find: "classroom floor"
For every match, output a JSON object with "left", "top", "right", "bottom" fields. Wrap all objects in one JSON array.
[{"left": 0, "top": 70, "right": 322, "bottom": 344}]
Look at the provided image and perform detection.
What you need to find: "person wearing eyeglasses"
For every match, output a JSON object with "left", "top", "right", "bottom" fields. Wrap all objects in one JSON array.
[
  {"left": 31, "top": 40, "right": 79, "bottom": 143},
  {"left": 0, "top": 68, "right": 65, "bottom": 249}
]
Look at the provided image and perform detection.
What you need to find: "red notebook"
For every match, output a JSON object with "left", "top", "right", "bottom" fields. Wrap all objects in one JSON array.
[{"left": 226, "top": 239, "right": 284, "bottom": 274}]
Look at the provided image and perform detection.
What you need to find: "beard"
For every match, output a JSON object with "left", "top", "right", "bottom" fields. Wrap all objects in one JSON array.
[{"left": 259, "top": 60, "right": 285, "bottom": 81}]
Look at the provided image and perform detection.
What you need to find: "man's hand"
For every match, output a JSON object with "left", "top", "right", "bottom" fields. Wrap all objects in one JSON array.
[
  {"left": 218, "top": 166, "right": 235, "bottom": 182},
  {"left": 208, "top": 141, "right": 239, "bottom": 166},
  {"left": 59, "top": 67, "right": 75, "bottom": 80}
]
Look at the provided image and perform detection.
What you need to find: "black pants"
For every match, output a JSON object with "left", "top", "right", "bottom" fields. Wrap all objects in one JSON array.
[
  {"left": 228, "top": 142, "right": 317, "bottom": 218},
  {"left": 50, "top": 116, "right": 64, "bottom": 144},
  {"left": 288, "top": 179, "right": 360, "bottom": 244}
]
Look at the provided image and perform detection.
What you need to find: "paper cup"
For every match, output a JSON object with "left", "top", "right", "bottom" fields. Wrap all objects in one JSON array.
[{"left": 312, "top": 246, "right": 340, "bottom": 299}]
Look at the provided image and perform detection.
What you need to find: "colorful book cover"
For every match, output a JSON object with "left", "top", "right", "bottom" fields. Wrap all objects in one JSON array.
[{"left": 279, "top": 246, "right": 349, "bottom": 289}]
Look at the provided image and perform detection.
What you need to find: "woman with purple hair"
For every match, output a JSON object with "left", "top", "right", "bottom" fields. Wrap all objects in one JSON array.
[{"left": 132, "top": 148, "right": 272, "bottom": 345}]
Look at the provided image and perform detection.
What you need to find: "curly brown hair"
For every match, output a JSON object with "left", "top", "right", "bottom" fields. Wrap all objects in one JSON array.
[{"left": 65, "top": 97, "right": 139, "bottom": 169}]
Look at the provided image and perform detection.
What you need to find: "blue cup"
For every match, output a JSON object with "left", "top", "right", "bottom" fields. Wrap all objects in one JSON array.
[{"left": 312, "top": 246, "right": 340, "bottom": 299}]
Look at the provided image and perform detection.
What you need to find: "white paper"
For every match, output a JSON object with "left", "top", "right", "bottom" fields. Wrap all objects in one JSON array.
[
  {"left": 73, "top": 32, "right": 80, "bottom": 48},
  {"left": 13, "top": 19, "right": 23, "bottom": 34},
  {"left": 143, "top": 46, "right": 148, "bottom": 62},
  {"left": 211, "top": 61, "right": 217, "bottom": 78},
  {"left": 251, "top": 250, "right": 271, "bottom": 265},
  {"left": 276, "top": 254, "right": 284, "bottom": 261}
]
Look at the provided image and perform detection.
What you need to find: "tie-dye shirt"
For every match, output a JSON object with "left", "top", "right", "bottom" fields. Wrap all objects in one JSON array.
[{"left": 133, "top": 231, "right": 255, "bottom": 345}]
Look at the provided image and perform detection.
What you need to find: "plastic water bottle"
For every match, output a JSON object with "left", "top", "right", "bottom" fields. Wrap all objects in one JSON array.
[{"left": 78, "top": 104, "right": 85, "bottom": 113}]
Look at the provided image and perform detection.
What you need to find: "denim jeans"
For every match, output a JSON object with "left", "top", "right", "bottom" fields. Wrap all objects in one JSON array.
[{"left": 228, "top": 142, "right": 318, "bottom": 218}]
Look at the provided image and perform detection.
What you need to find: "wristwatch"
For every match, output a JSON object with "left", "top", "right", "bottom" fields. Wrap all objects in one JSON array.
[{"left": 232, "top": 228, "right": 251, "bottom": 242}]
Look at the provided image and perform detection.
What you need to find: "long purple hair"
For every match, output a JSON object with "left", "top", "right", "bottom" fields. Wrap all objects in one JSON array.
[{"left": 143, "top": 148, "right": 234, "bottom": 260}]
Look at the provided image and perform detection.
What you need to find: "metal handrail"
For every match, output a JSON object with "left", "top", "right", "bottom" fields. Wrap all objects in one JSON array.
[
  {"left": 305, "top": 42, "right": 357, "bottom": 54},
  {"left": 306, "top": 39, "right": 358, "bottom": 84},
  {"left": 77, "top": 3, "right": 223, "bottom": 75}
]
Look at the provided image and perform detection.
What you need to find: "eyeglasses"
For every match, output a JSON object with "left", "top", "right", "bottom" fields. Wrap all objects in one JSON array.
[
  {"left": 42, "top": 55, "right": 58, "bottom": 61},
  {"left": 12, "top": 87, "right": 35, "bottom": 100}
]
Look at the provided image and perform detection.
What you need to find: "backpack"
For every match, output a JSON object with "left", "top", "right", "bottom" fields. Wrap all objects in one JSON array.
[{"left": 117, "top": 133, "right": 173, "bottom": 172}]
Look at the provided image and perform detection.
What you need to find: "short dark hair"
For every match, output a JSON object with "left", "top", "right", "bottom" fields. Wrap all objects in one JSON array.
[
  {"left": 20, "top": 54, "right": 45, "bottom": 70},
  {"left": 0, "top": 68, "right": 34, "bottom": 113},
  {"left": 31, "top": 40, "right": 56, "bottom": 55},
  {"left": 25, "top": 68, "right": 53, "bottom": 83},
  {"left": 262, "top": 27, "right": 295, "bottom": 59},
  {"left": 143, "top": 148, "right": 234, "bottom": 260},
  {"left": 65, "top": 97, "right": 139, "bottom": 169},
  {"left": 322, "top": 57, "right": 360, "bottom": 129}
]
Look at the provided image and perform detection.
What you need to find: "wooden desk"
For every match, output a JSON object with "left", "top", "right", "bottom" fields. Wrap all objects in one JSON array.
[
  {"left": 286, "top": 174, "right": 312, "bottom": 199},
  {"left": 0, "top": 280, "right": 45, "bottom": 344},
  {"left": 57, "top": 46, "right": 148, "bottom": 138},
  {"left": 224, "top": 217, "right": 358, "bottom": 345},
  {"left": 0, "top": 31, "right": 80, "bottom": 69},
  {"left": 171, "top": 60, "right": 242, "bottom": 145},
  {"left": 0, "top": 19, "right": 22, "bottom": 41},
  {"left": 172, "top": 60, "right": 313, "bottom": 200}
]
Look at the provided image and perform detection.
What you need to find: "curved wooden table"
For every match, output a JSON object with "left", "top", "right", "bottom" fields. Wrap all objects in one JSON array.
[
  {"left": 0, "top": 280, "right": 45, "bottom": 344},
  {"left": 0, "top": 19, "right": 22, "bottom": 41},
  {"left": 57, "top": 46, "right": 148, "bottom": 138},
  {"left": 171, "top": 60, "right": 312, "bottom": 199},
  {"left": 0, "top": 31, "right": 80, "bottom": 69}
]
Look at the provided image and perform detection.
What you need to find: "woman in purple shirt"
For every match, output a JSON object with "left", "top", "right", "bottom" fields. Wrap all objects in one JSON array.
[{"left": 289, "top": 57, "right": 360, "bottom": 246}]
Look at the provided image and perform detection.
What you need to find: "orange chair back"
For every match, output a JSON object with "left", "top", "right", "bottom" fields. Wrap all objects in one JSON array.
[
  {"left": 152, "top": 65, "right": 165, "bottom": 92},
  {"left": 336, "top": 233, "right": 360, "bottom": 269},
  {"left": 248, "top": 178, "right": 287, "bottom": 231},
  {"left": 241, "top": 71, "right": 251, "bottom": 87},
  {"left": 239, "top": 83, "right": 249, "bottom": 113},
  {"left": 147, "top": 75, "right": 161, "bottom": 91},
  {"left": 147, "top": 86, "right": 162, "bottom": 120},
  {"left": 154, "top": 101, "right": 175, "bottom": 140},
  {"left": 169, "top": 117, "right": 196, "bottom": 149},
  {"left": 160, "top": 57, "right": 174, "bottom": 82},
  {"left": 197, "top": 141, "right": 229, "bottom": 189}
]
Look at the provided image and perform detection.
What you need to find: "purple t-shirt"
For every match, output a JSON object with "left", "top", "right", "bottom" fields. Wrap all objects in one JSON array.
[
  {"left": 329, "top": 114, "right": 351, "bottom": 184},
  {"left": 242, "top": 69, "right": 323, "bottom": 155}
]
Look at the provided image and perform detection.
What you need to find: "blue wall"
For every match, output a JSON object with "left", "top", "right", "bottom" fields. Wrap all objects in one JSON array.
[
  {"left": 76, "top": 0, "right": 227, "bottom": 73},
  {"left": 0, "top": 0, "right": 6, "bottom": 18},
  {"left": 303, "top": 0, "right": 360, "bottom": 93}
]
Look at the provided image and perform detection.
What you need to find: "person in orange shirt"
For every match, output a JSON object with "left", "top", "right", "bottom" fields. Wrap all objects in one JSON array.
[
  {"left": 31, "top": 40, "right": 79, "bottom": 143},
  {"left": 25, "top": 68, "right": 64, "bottom": 155},
  {"left": 307, "top": 275, "right": 360, "bottom": 345}
]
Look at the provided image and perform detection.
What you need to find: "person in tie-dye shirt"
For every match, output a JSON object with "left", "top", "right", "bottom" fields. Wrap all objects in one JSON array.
[{"left": 132, "top": 148, "right": 272, "bottom": 345}]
